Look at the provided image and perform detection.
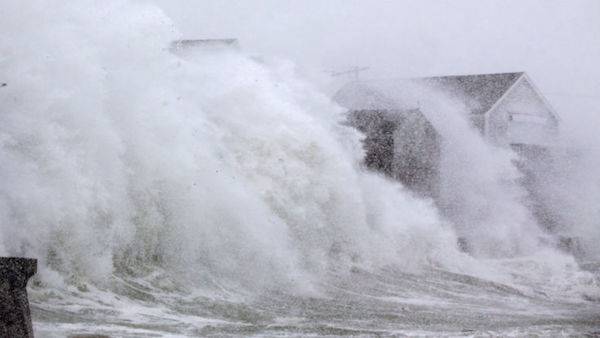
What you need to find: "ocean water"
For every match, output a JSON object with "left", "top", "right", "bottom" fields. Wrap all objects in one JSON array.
[{"left": 1, "top": 1, "right": 599, "bottom": 336}]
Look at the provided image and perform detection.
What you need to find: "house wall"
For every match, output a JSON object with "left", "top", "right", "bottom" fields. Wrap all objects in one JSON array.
[
  {"left": 469, "top": 114, "right": 486, "bottom": 135},
  {"left": 346, "top": 110, "right": 397, "bottom": 177},
  {"left": 346, "top": 109, "right": 440, "bottom": 198},
  {"left": 486, "top": 78, "right": 558, "bottom": 146},
  {"left": 392, "top": 110, "right": 440, "bottom": 198}
]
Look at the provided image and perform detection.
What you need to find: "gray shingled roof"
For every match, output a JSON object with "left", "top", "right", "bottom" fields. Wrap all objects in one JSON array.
[
  {"left": 334, "top": 72, "right": 524, "bottom": 115},
  {"left": 414, "top": 72, "right": 523, "bottom": 114}
]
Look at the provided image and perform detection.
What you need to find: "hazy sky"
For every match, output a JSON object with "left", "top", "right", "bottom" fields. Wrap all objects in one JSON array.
[{"left": 149, "top": 0, "right": 600, "bottom": 119}]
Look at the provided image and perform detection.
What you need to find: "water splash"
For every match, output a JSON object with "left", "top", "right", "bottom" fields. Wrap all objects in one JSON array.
[{"left": 0, "top": 1, "right": 598, "bottom": 336}]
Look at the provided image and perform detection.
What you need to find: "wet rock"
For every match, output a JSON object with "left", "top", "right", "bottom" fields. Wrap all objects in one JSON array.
[{"left": 0, "top": 257, "right": 37, "bottom": 338}]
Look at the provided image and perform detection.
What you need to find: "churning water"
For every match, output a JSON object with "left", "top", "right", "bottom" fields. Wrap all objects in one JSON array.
[{"left": 1, "top": 1, "right": 599, "bottom": 336}]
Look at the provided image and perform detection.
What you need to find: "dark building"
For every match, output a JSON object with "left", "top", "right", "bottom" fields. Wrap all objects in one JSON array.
[{"left": 345, "top": 109, "right": 441, "bottom": 198}]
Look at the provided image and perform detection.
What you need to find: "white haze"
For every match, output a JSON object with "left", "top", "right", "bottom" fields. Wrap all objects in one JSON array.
[
  {"left": 0, "top": 0, "right": 468, "bottom": 289},
  {"left": 148, "top": 0, "right": 600, "bottom": 113},
  {"left": 147, "top": 3, "right": 600, "bottom": 256},
  {"left": 0, "top": 0, "right": 599, "bottom": 336}
]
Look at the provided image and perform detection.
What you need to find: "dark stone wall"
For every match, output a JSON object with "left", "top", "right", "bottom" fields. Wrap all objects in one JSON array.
[{"left": 0, "top": 257, "right": 37, "bottom": 338}]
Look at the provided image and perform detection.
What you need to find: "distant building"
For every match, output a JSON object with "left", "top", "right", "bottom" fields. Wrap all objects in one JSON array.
[
  {"left": 334, "top": 72, "right": 560, "bottom": 200},
  {"left": 336, "top": 72, "right": 559, "bottom": 148},
  {"left": 170, "top": 39, "right": 239, "bottom": 58}
]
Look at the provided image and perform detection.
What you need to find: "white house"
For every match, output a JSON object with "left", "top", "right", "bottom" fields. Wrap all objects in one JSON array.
[
  {"left": 335, "top": 72, "right": 560, "bottom": 148},
  {"left": 334, "top": 72, "right": 561, "bottom": 208}
]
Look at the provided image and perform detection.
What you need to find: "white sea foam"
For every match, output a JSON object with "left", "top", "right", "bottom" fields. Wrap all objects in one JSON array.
[{"left": 0, "top": 1, "right": 598, "bottom": 336}]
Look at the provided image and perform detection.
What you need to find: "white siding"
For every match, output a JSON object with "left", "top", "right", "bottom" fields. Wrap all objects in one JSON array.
[{"left": 486, "top": 78, "right": 558, "bottom": 146}]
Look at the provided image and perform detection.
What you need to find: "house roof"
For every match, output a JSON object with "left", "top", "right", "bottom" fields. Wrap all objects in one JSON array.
[
  {"left": 170, "top": 39, "right": 239, "bottom": 53},
  {"left": 413, "top": 72, "right": 523, "bottom": 114},
  {"left": 334, "top": 72, "right": 525, "bottom": 115}
]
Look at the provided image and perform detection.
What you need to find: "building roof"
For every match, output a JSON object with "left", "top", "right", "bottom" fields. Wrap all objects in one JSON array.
[
  {"left": 334, "top": 72, "right": 525, "bottom": 115},
  {"left": 413, "top": 72, "right": 523, "bottom": 114},
  {"left": 170, "top": 39, "right": 239, "bottom": 53}
]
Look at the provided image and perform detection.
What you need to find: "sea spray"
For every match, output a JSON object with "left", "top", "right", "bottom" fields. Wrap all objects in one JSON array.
[
  {"left": 0, "top": 0, "right": 463, "bottom": 292},
  {"left": 411, "top": 83, "right": 545, "bottom": 258},
  {"left": 0, "top": 1, "right": 598, "bottom": 336},
  {"left": 335, "top": 80, "right": 547, "bottom": 257},
  {"left": 334, "top": 78, "right": 600, "bottom": 297}
]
